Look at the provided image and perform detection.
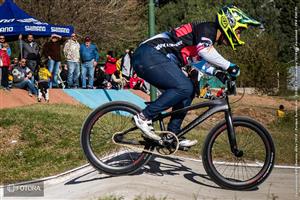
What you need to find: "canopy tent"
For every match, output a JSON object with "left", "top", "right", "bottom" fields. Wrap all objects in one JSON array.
[{"left": 0, "top": 0, "right": 74, "bottom": 37}]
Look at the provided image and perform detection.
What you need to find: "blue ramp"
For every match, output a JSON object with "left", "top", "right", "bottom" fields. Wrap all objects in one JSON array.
[{"left": 63, "top": 89, "right": 146, "bottom": 109}]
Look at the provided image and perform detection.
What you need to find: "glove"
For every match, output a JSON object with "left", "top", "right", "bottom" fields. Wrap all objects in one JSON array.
[{"left": 227, "top": 63, "right": 240, "bottom": 78}]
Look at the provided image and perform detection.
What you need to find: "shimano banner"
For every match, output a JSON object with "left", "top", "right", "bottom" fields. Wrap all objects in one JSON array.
[{"left": 0, "top": 0, "right": 73, "bottom": 37}]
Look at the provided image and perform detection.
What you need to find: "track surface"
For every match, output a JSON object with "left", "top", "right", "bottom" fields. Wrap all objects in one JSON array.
[{"left": 0, "top": 155, "right": 298, "bottom": 200}]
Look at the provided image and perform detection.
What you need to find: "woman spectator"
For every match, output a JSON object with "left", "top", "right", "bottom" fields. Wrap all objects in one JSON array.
[
  {"left": 130, "top": 72, "right": 149, "bottom": 94},
  {"left": 111, "top": 70, "right": 128, "bottom": 89},
  {"left": 0, "top": 43, "right": 11, "bottom": 91}
]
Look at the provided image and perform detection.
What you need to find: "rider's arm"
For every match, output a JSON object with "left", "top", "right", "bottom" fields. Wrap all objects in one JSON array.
[{"left": 196, "top": 38, "right": 230, "bottom": 71}]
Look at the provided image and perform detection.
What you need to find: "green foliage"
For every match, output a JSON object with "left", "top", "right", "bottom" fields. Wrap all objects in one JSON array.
[
  {"left": 7, "top": 0, "right": 295, "bottom": 93},
  {"left": 155, "top": 0, "right": 293, "bottom": 93}
]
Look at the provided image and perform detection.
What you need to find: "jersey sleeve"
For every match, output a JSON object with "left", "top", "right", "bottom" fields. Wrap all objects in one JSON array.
[
  {"left": 192, "top": 22, "right": 231, "bottom": 70},
  {"left": 197, "top": 44, "right": 230, "bottom": 70}
]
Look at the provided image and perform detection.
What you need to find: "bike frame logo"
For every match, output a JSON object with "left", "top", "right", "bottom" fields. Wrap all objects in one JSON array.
[{"left": 4, "top": 182, "right": 44, "bottom": 197}]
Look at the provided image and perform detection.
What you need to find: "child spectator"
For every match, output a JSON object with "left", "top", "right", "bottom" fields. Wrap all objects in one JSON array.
[
  {"left": 37, "top": 63, "right": 52, "bottom": 102},
  {"left": 276, "top": 105, "right": 285, "bottom": 118},
  {"left": 0, "top": 43, "right": 11, "bottom": 91},
  {"left": 216, "top": 86, "right": 225, "bottom": 98},
  {"left": 8, "top": 58, "right": 19, "bottom": 89},
  {"left": 59, "top": 64, "right": 68, "bottom": 87},
  {"left": 200, "top": 83, "right": 209, "bottom": 98},
  {"left": 130, "top": 72, "right": 149, "bottom": 94},
  {"left": 200, "top": 83, "right": 214, "bottom": 99}
]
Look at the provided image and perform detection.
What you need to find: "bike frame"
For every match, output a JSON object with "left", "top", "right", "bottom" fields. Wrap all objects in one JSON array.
[{"left": 152, "top": 96, "right": 240, "bottom": 155}]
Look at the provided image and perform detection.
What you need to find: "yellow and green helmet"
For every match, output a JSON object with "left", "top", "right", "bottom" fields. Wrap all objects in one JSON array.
[{"left": 217, "top": 5, "right": 261, "bottom": 50}]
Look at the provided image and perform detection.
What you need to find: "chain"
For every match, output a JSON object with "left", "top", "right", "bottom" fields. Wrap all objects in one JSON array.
[{"left": 112, "top": 131, "right": 180, "bottom": 157}]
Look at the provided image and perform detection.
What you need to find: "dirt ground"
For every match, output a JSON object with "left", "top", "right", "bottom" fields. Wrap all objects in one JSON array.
[{"left": 0, "top": 89, "right": 79, "bottom": 109}]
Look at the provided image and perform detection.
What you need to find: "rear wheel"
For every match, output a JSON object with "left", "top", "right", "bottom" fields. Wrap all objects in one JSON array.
[
  {"left": 81, "top": 101, "right": 154, "bottom": 175},
  {"left": 202, "top": 117, "right": 275, "bottom": 190}
]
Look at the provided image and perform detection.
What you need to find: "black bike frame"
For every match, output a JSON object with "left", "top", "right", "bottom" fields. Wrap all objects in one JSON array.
[{"left": 152, "top": 96, "right": 239, "bottom": 155}]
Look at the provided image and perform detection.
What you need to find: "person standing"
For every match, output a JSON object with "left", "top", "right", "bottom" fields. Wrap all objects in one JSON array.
[
  {"left": 0, "top": 35, "right": 11, "bottom": 87},
  {"left": 80, "top": 36, "right": 99, "bottom": 89},
  {"left": 43, "top": 34, "right": 64, "bottom": 88},
  {"left": 19, "top": 34, "right": 40, "bottom": 74},
  {"left": 0, "top": 43, "right": 11, "bottom": 90},
  {"left": 121, "top": 49, "right": 133, "bottom": 80},
  {"left": 63, "top": 33, "right": 80, "bottom": 88}
]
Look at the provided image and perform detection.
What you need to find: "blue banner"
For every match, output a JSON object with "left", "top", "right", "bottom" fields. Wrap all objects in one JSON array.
[{"left": 0, "top": 0, "right": 74, "bottom": 37}]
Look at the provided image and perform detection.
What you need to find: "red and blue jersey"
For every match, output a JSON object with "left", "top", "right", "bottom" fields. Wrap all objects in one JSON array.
[{"left": 143, "top": 22, "right": 218, "bottom": 66}]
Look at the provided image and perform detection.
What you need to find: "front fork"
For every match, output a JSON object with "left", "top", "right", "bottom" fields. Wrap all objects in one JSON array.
[{"left": 225, "top": 100, "right": 243, "bottom": 157}]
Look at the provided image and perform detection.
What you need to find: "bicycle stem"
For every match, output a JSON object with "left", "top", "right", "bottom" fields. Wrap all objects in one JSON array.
[{"left": 225, "top": 96, "right": 241, "bottom": 157}]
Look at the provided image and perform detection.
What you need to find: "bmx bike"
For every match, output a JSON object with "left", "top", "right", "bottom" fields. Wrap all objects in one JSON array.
[{"left": 80, "top": 78, "right": 275, "bottom": 190}]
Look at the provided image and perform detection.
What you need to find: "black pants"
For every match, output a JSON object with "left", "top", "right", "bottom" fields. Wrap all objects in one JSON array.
[{"left": 1, "top": 67, "right": 8, "bottom": 88}]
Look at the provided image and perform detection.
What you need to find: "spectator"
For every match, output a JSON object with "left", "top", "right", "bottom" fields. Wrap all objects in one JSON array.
[
  {"left": 0, "top": 35, "right": 11, "bottom": 86},
  {"left": 200, "top": 83, "right": 214, "bottom": 99},
  {"left": 94, "top": 66, "right": 107, "bottom": 89},
  {"left": 63, "top": 33, "right": 80, "bottom": 88},
  {"left": 80, "top": 36, "right": 99, "bottom": 89},
  {"left": 8, "top": 58, "right": 18, "bottom": 89},
  {"left": 12, "top": 58, "right": 37, "bottom": 96},
  {"left": 59, "top": 63, "right": 68, "bottom": 86},
  {"left": 37, "top": 63, "right": 51, "bottom": 102},
  {"left": 216, "top": 86, "right": 225, "bottom": 98},
  {"left": 104, "top": 50, "right": 117, "bottom": 76},
  {"left": 43, "top": 34, "right": 65, "bottom": 88},
  {"left": 276, "top": 105, "right": 285, "bottom": 118},
  {"left": 19, "top": 34, "right": 40, "bottom": 74},
  {"left": 0, "top": 35, "right": 11, "bottom": 56},
  {"left": 10, "top": 58, "right": 19, "bottom": 70},
  {"left": 111, "top": 70, "right": 128, "bottom": 89},
  {"left": 121, "top": 49, "right": 133, "bottom": 80},
  {"left": 0, "top": 43, "right": 11, "bottom": 90},
  {"left": 130, "top": 72, "right": 149, "bottom": 94}
]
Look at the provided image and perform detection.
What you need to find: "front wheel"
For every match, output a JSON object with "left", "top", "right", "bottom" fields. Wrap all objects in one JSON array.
[{"left": 202, "top": 116, "right": 275, "bottom": 190}]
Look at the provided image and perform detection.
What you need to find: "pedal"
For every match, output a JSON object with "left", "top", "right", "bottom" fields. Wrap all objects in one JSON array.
[
  {"left": 112, "top": 131, "right": 179, "bottom": 156},
  {"left": 155, "top": 131, "right": 179, "bottom": 155}
]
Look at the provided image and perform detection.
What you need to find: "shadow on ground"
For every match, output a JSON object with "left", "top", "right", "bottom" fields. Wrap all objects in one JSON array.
[{"left": 65, "top": 154, "right": 221, "bottom": 190}]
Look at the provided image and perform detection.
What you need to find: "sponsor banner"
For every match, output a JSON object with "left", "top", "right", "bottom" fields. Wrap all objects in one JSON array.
[
  {"left": 0, "top": 26, "right": 14, "bottom": 32},
  {"left": 51, "top": 27, "right": 70, "bottom": 34},
  {"left": 25, "top": 25, "right": 46, "bottom": 32}
]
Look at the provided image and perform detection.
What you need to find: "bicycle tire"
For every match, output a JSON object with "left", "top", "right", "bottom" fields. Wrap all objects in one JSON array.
[
  {"left": 81, "top": 101, "right": 154, "bottom": 176},
  {"left": 202, "top": 116, "right": 275, "bottom": 190}
]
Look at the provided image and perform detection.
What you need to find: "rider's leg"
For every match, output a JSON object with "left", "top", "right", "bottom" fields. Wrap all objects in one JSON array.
[
  {"left": 167, "top": 93, "right": 198, "bottom": 148},
  {"left": 167, "top": 96, "right": 194, "bottom": 134},
  {"left": 132, "top": 44, "right": 194, "bottom": 140}
]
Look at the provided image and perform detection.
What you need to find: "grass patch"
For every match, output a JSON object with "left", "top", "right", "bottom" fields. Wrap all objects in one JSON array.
[{"left": 0, "top": 104, "right": 91, "bottom": 184}]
